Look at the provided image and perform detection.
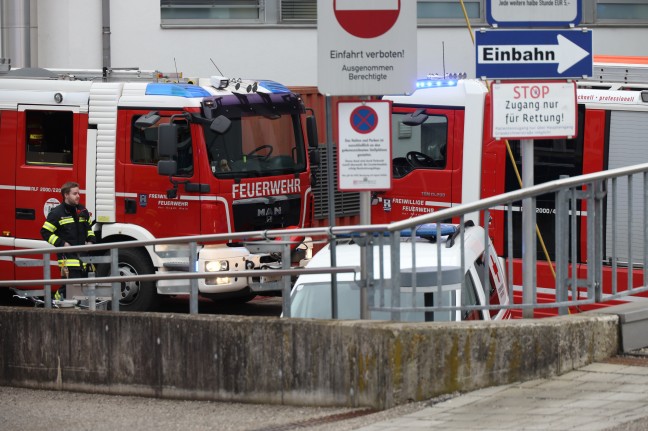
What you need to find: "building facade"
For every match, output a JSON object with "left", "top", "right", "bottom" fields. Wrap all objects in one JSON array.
[{"left": 2, "top": 0, "right": 648, "bottom": 86}]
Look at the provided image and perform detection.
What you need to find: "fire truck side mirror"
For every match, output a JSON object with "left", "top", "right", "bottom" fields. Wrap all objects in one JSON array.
[
  {"left": 134, "top": 111, "right": 161, "bottom": 128},
  {"left": 402, "top": 108, "right": 429, "bottom": 126},
  {"left": 306, "top": 115, "right": 319, "bottom": 148},
  {"left": 158, "top": 123, "right": 179, "bottom": 158},
  {"left": 210, "top": 115, "right": 231, "bottom": 134},
  {"left": 308, "top": 148, "right": 320, "bottom": 166},
  {"left": 158, "top": 160, "right": 178, "bottom": 176}
]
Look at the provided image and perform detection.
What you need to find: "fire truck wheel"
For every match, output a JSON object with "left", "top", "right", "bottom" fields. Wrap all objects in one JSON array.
[{"left": 114, "top": 248, "right": 159, "bottom": 311}]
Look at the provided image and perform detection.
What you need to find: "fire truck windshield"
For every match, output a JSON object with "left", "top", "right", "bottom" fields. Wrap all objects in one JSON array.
[{"left": 204, "top": 114, "right": 307, "bottom": 178}]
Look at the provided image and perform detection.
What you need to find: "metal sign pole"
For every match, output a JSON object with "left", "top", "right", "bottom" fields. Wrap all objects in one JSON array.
[
  {"left": 359, "top": 191, "right": 370, "bottom": 319},
  {"left": 522, "top": 139, "right": 536, "bottom": 318},
  {"left": 325, "top": 96, "right": 339, "bottom": 319}
]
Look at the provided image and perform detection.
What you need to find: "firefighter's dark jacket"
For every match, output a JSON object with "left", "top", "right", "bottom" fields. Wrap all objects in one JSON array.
[{"left": 41, "top": 203, "right": 96, "bottom": 267}]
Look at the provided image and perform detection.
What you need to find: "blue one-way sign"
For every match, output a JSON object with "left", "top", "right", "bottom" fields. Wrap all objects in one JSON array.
[{"left": 476, "top": 29, "right": 592, "bottom": 79}]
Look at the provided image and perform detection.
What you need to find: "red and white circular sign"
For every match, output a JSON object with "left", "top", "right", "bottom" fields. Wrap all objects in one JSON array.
[{"left": 333, "top": 0, "right": 400, "bottom": 39}]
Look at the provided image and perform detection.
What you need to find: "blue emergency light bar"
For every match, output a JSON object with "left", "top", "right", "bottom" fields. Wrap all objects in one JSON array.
[
  {"left": 415, "top": 79, "right": 458, "bottom": 89},
  {"left": 336, "top": 223, "right": 459, "bottom": 240},
  {"left": 257, "top": 80, "right": 291, "bottom": 94},
  {"left": 145, "top": 83, "right": 211, "bottom": 98},
  {"left": 400, "top": 223, "right": 458, "bottom": 239},
  {"left": 415, "top": 72, "right": 467, "bottom": 89}
]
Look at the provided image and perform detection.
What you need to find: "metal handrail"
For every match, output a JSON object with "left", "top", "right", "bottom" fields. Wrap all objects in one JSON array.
[{"left": 3, "top": 162, "right": 648, "bottom": 319}]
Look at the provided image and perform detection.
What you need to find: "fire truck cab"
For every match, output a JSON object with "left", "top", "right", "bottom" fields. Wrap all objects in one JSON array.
[{"left": 0, "top": 66, "right": 319, "bottom": 310}]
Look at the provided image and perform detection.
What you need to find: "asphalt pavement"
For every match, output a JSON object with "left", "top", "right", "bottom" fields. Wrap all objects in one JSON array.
[{"left": 3, "top": 354, "right": 648, "bottom": 431}]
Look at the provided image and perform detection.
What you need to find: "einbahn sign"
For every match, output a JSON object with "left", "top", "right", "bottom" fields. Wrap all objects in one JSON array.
[{"left": 476, "top": 29, "right": 592, "bottom": 79}]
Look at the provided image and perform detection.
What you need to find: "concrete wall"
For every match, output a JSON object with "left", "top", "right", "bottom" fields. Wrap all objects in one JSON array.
[{"left": 0, "top": 307, "right": 618, "bottom": 409}]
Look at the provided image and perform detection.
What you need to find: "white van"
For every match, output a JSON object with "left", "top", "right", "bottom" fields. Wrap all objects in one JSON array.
[{"left": 289, "top": 223, "right": 511, "bottom": 321}]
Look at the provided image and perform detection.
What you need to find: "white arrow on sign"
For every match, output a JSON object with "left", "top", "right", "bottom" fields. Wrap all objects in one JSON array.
[{"left": 478, "top": 34, "right": 589, "bottom": 74}]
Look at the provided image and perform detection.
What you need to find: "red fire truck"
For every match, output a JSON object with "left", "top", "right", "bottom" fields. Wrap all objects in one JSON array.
[
  {"left": 376, "top": 56, "right": 648, "bottom": 296},
  {"left": 0, "top": 66, "right": 319, "bottom": 310}
]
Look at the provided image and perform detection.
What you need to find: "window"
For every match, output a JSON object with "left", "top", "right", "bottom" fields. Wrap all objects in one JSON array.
[
  {"left": 161, "top": 0, "right": 263, "bottom": 26},
  {"left": 418, "top": 0, "right": 483, "bottom": 24},
  {"left": 596, "top": 0, "right": 648, "bottom": 22},
  {"left": 160, "top": 0, "right": 318, "bottom": 27},
  {"left": 391, "top": 113, "right": 448, "bottom": 177},
  {"left": 131, "top": 116, "right": 194, "bottom": 176},
  {"left": 204, "top": 114, "right": 306, "bottom": 178},
  {"left": 25, "top": 110, "right": 73, "bottom": 166},
  {"left": 161, "top": 0, "right": 648, "bottom": 27}
]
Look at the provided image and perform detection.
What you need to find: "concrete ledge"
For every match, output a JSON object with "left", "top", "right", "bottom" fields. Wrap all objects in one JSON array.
[
  {"left": 0, "top": 308, "right": 618, "bottom": 409},
  {"left": 588, "top": 302, "right": 648, "bottom": 352}
]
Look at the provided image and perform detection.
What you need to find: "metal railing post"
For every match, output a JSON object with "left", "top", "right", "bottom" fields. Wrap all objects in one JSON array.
[
  {"left": 595, "top": 180, "right": 604, "bottom": 302},
  {"left": 612, "top": 178, "right": 618, "bottom": 295},
  {"left": 390, "top": 230, "right": 401, "bottom": 321},
  {"left": 586, "top": 182, "right": 596, "bottom": 300},
  {"left": 88, "top": 272, "right": 97, "bottom": 311},
  {"left": 627, "top": 175, "right": 634, "bottom": 292},
  {"left": 483, "top": 210, "right": 490, "bottom": 309},
  {"left": 364, "top": 234, "right": 374, "bottom": 319},
  {"left": 644, "top": 173, "right": 648, "bottom": 288},
  {"left": 43, "top": 252, "right": 52, "bottom": 308},
  {"left": 282, "top": 236, "right": 292, "bottom": 318},
  {"left": 110, "top": 248, "right": 120, "bottom": 311},
  {"left": 189, "top": 242, "right": 198, "bottom": 314},
  {"left": 555, "top": 187, "right": 568, "bottom": 315}
]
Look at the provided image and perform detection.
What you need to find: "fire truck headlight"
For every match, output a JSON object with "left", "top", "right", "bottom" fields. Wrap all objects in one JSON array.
[{"left": 205, "top": 260, "right": 229, "bottom": 272}]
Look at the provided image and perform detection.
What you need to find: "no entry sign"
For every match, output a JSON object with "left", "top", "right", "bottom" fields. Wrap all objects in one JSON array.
[
  {"left": 334, "top": 0, "right": 400, "bottom": 39},
  {"left": 337, "top": 101, "right": 392, "bottom": 191},
  {"left": 318, "top": 0, "right": 416, "bottom": 96}
]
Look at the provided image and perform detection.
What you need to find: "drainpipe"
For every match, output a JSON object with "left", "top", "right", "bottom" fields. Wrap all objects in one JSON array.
[
  {"left": 1, "top": 0, "right": 37, "bottom": 67},
  {"left": 102, "top": 0, "right": 111, "bottom": 69}
]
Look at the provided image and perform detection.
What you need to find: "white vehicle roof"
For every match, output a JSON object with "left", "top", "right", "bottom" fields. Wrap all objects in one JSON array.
[
  {"left": 0, "top": 71, "right": 293, "bottom": 110},
  {"left": 384, "top": 79, "right": 488, "bottom": 108},
  {"left": 295, "top": 224, "right": 487, "bottom": 286},
  {"left": 289, "top": 224, "right": 508, "bottom": 322}
]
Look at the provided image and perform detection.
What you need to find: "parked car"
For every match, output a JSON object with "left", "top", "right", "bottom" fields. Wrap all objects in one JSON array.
[{"left": 289, "top": 223, "right": 511, "bottom": 321}]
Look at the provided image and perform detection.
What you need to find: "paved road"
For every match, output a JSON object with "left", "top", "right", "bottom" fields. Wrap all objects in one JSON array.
[
  {"left": 0, "top": 385, "right": 404, "bottom": 431},
  {"left": 1, "top": 291, "right": 284, "bottom": 317},
  {"left": 3, "top": 355, "right": 648, "bottom": 431}
]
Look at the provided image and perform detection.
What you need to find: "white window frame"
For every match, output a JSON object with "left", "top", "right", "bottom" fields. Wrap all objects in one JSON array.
[
  {"left": 594, "top": 0, "right": 648, "bottom": 25},
  {"left": 417, "top": 0, "right": 485, "bottom": 27},
  {"left": 160, "top": 0, "right": 648, "bottom": 28}
]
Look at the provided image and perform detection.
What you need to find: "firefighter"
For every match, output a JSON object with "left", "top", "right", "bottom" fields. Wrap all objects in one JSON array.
[{"left": 40, "top": 182, "right": 96, "bottom": 299}]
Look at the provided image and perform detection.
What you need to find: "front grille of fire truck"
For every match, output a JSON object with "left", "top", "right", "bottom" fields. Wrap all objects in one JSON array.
[{"left": 233, "top": 195, "right": 301, "bottom": 231}]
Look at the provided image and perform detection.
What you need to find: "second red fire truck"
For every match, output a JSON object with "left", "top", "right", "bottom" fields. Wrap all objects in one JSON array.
[{"left": 376, "top": 56, "right": 648, "bottom": 296}]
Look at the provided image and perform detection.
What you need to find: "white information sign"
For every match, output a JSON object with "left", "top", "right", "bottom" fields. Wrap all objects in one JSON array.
[
  {"left": 488, "top": 0, "right": 580, "bottom": 26},
  {"left": 317, "top": 0, "right": 417, "bottom": 96},
  {"left": 337, "top": 101, "right": 392, "bottom": 191},
  {"left": 492, "top": 81, "right": 577, "bottom": 139}
]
